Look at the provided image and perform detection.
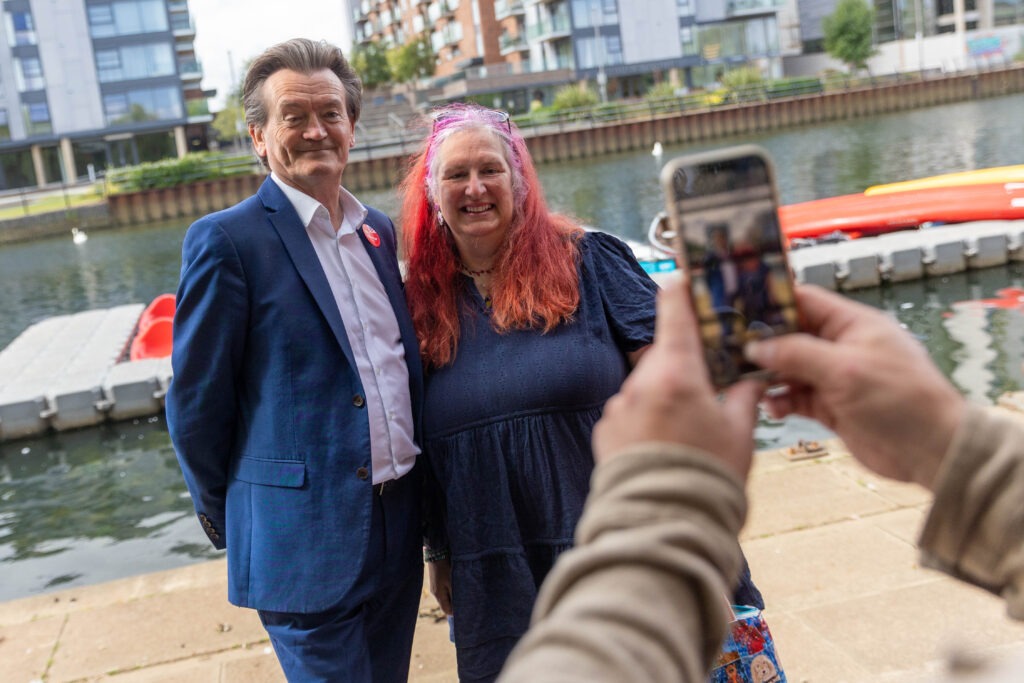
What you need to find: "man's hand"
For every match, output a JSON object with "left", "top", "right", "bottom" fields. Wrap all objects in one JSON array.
[
  {"left": 745, "top": 284, "right": 967, "bottom": 490},
  {"left": 593, "top": 273, "right": 765, "bottom": 481}
]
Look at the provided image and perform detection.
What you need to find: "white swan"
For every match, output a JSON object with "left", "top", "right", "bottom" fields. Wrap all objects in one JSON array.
[
  {"left": 651, "top": 141, "right": 663, "bottom": 158},
  {"left": 72, "top": 227, "right": 88, "bottom": 244}
]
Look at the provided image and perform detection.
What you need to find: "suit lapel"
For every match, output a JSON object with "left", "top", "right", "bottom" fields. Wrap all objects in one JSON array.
[{"left": 258, "top": 179, "right": 359, "bottom": 371}]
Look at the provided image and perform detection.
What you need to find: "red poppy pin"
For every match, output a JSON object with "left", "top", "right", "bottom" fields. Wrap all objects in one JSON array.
[{"left": 362, "top": 224, "right": 381, "bottom": 247}]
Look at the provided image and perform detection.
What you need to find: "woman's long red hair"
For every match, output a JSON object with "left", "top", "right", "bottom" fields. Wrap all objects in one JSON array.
[{"left": 400, "top": 105, "right": 582, "bottom": 368}]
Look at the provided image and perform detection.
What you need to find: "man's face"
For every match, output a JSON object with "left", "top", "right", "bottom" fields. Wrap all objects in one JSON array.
[{"left": 249, "top": 68, "right": 354, "bottom": 196}]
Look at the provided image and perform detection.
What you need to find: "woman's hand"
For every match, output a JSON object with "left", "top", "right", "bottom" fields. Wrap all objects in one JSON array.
[{"left": 428, "top": 558, "right": 453, "bottom": 615}]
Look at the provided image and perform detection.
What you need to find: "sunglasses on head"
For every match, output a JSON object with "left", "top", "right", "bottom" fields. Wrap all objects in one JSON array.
[{"left": 432, "top": 108, "right": 512, "bottom": 134}]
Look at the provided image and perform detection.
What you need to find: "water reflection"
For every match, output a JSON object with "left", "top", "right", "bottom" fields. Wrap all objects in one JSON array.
[
  {"left": 848, "top": 264, "right": 1024, "bottom": 404},
  {"left": 0, "top": 415, "right": 219, "bottom": 601}
]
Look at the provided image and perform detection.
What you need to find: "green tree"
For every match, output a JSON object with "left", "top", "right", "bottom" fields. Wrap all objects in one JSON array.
[
  {"left": 212, "top": 97, "right": 246, "bottom": 147},
  {"left": 823, "top": 0, "right": 877, "bottom": 73},
  {"left": 387, "top": 38, "right": 434, "bottom": 83},
  {"left": 351, "top": 42, "right": 393, "bottom": 88}
]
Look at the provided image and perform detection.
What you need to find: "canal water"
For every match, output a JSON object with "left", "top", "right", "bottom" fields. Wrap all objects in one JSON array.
[{"left": 2, "top": 94, "right": 1023, "bottom": 601}]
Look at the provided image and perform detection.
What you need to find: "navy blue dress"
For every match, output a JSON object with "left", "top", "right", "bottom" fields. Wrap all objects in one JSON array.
[{"left": 422, "top": 232, "right": 760, "bottom": 682}]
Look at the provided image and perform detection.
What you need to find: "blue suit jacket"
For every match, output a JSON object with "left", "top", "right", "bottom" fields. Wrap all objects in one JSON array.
[{"left": 166, "top": 177, "right": 423, "bottom": 613}]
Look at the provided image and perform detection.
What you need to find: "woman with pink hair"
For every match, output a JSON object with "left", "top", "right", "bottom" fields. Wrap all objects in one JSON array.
[{"left": 401, "top": 104, "right": 761, "bottom": 681}]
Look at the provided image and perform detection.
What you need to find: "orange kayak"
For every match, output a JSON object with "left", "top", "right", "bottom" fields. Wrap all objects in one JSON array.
[{"left": 779, "top": 182, "right": 1024, "bottom": 240}]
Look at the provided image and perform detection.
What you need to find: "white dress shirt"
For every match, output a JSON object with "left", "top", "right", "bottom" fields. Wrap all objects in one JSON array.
[{"left": 271, "top": 174, "right": 419, "bottom": 483}]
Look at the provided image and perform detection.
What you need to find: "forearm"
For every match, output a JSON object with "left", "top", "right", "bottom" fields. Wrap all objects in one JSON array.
[
  {"left": 500, "top": 444, "right": 747, "bottom": 683},
  {"left": 919, "top": 405, "right": 1024, "bottom": 618}
]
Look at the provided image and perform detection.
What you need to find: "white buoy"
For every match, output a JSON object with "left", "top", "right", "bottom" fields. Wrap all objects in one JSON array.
[
  {"left": 71, "top": 227, "right": 88, "bottom": 244},
  {"left": 652, "top": 141, "right": 663, "bottom": 158}
]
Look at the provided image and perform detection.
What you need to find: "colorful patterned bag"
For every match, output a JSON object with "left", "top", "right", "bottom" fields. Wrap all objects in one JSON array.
[{"left": 708, "top": 605, "right": 786, "bottom": 682}]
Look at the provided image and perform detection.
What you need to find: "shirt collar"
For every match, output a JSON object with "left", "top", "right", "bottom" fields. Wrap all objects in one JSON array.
[{"left": 270, "top": 172, "right": 368, "bottom": 238}]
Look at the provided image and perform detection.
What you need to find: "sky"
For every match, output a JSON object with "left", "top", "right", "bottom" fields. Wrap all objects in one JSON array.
[{"left": 189, "top": 0, "right": 354, "bottom": 111}]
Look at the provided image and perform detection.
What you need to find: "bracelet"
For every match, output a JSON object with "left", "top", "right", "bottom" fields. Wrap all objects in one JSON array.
[{"left": 423, "top": 546, "right": 451, "bottom": 563}]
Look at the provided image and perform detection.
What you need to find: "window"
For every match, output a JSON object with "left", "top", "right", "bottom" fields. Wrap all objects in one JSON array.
[
  {"left": 16, "top": 57, "right": 45, "bottom": 92},
  {"left": 7, "top": 10, "right": 36, "bottom": 46},
  {"left": 680, "top": 25, "right": 697, "bottom": 55},
  {"left": 697, "top": 18, "right": 778, "bottom": 62},
  {"left": 103, "top": 86, "right": 183, "bottom": 126},
  {"left": 89, "top": 1, "right": 168, "bottom": 38},
  {"left": 677, "top": 0, "right": 693, "bottom": 16},
  {"left": 23, "top": 101, "right": 51, "bottom": 135},
  {"left": 96, "top": 44, "right": 175, "bottom": 82},
  {"left": 0, "top": 109, "right": 10, "bottom": 140}
]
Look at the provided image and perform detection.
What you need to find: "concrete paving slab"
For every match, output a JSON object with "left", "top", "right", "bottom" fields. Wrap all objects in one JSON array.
[
  {"left": 48, "top": 584, "right": 266, "bottom": 681},
  {"left": 791, "top": 579, "right": 1024, "bottom": 680},
  {"left": 0, "top": 612, "right": 64, "bottom": 682},
  {"left": 762, "top": 609, "right": 874, "bottom": 682},
  {"left": 743, "top": 461, "right": 899, "bottom": 540},
  {"left": 743, "top": 517, "right": 930, "bottom": 612}
]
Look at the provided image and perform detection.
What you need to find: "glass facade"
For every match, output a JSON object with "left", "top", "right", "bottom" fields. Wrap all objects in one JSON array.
[
  {"left": 88, "top": 0, "right": 169, "bottom": 38},
  {"left": 103, "top": 86, "right": 183, "bottom": 126},
  {"left": 96, "top": 43, "right": 175, "bottom": 82},
  {"left": 696, "top": 17, "right": 779, "bottom": 62}
]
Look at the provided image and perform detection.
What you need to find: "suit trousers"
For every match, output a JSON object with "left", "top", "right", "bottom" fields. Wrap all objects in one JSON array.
[{"left": 258, "top": 472, "right": 423, "bottom": 682}]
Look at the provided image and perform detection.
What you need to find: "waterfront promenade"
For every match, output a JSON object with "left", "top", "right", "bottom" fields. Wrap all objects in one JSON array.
[{"left": 5, "top": 417, "right": 1024, "bottom": 682}]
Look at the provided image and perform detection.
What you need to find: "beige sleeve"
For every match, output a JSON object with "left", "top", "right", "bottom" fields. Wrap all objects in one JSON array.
[
  {"left": 498, "top": 443, "right": 747, "bottom": 683},
  {"left": 918, "top": 405, "right": 1024, "bottom": 619}
]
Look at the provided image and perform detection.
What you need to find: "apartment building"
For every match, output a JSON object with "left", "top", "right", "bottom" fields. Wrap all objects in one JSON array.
[
  {"left": 349, "top": 0, "right": 800, "bottom": 110},
  {"left": 799, "top": 0, "right": 1024, "bottom": 50},
  {"left": 0, "top": 0, "right": 211, "bottom": 190}
]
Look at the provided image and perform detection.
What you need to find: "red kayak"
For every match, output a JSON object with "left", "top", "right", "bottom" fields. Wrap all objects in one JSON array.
[
  {"left": 130, "top": 294, "right": 175, "bottom": 361},
  {"left": 780, "top": 182, "right": 1024, "bottom": 240}
]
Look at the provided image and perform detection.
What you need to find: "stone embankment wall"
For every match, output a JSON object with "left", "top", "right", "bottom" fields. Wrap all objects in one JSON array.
[{"left": 1, "top": 63, "right": 1022, "bottom": 243}]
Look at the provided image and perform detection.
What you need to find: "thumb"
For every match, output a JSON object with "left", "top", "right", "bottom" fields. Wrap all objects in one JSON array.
[{"left": 722, "top": 378, "right": 766, "bottom": 432}]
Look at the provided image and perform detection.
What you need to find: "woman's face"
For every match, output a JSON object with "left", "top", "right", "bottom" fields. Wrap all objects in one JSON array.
[{"left": 434, "top": 127, "right": 514, "bottom": 256}]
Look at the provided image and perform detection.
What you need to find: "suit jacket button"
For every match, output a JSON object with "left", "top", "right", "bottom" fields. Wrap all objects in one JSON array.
[
  {"left": 211, "top": 533, "right": 220, "bottom": 540},
  {"left": 352, "top": 394, "right": 365, "bottom": 408},
  {"left": 356, "top": 467, "right": 369, "bottom": 480}
]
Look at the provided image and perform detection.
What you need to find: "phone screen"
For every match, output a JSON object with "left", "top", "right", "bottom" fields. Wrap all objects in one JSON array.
[{"left": 661, "top": 146, "right": 799, "bottom": 387}]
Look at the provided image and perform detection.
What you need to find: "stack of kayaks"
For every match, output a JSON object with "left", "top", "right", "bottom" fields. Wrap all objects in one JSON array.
[
  {"left": 779, "top": 165, "right": 1024, "bottom": 242},
  {"left": 129, "top": 293, "right": 175, "bottom": 361}
]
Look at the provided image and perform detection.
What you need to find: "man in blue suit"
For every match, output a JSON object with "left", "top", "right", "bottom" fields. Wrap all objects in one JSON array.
[{"left": 166, "top": 39, "right": 423, "bottom": 682}]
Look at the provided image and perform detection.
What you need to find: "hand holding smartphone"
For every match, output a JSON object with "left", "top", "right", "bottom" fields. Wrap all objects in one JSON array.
[{"left": 659, "top": 145, "right": 800, "bottom": 388}]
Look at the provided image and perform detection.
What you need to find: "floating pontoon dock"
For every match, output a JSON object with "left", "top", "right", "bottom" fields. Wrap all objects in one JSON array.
[{"left": 0, "top": 304, "right": 171, "bottom": 442}]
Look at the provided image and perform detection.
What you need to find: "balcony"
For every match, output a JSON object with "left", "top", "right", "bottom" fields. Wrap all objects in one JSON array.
[
  {"left": 495, "top": 0, "right": 526, "bottom": 20},
  {"left": 526, "top": 13, "right": 570, "bottom": 41},
  {"left": 499, "top": 32, "right": 528, "bottom": 55},
  {"left": 178, "top": 59, "right": 203, "bottom": 81},
  {"left": 171, "top": 16, "right": 196, "bottom": 39},
  {"left": 726, "top": 0, "right": 783, "bottom": 16}
]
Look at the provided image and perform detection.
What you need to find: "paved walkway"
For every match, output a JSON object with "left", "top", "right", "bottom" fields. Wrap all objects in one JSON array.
[{"left": 5, "top": 416, "right": 1024, "bottom": 682}]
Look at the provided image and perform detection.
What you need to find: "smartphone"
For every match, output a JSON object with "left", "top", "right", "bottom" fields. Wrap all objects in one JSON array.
[{"left": 659, "top": 145, "right": 800, "bottom": 387}]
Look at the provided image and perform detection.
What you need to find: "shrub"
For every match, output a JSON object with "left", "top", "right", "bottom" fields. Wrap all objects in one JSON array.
[
  {"left": 766, "top": 76, "right": 824, "bottom": 99},
  {"left": 551, "top": 83, "right": 599, "bottom": 111},
  {"left": 644, "top": 81, "right": 681, "bottom": 102},
  {"left": 106, "top": 152, "right": 259, "bottom": 194}
]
